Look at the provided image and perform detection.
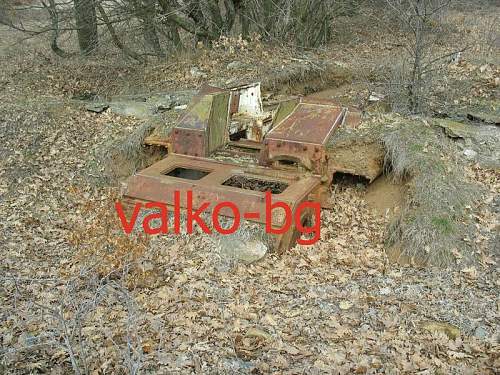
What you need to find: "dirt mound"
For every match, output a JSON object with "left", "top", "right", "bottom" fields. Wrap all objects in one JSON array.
[
  {"left": 261, "top": 61, "right": 353, "bottom": 95},
  {"left": 327, "top": 115, "right": 387, "bottom": 182}
]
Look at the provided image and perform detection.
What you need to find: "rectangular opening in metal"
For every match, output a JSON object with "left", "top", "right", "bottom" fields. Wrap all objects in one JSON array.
[
  {"left": 222, "top": 175, "right": 288, "bottom": 194},
  {"left": 226, "top": 144, "right": 260, "bottom": 155},
  {"left": 164, "top": 167, "right": 210, "bottom": 180},
  {"left": 229, "top": 128, "right": 247, "bottom": 141},
  {"left": 277, "top": 159, "right": 298, "bottom": 168}
]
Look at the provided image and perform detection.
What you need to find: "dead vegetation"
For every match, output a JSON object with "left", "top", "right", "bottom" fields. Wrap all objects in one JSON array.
[
  {"left": 326, "top": 112, "right": 493, "bottom": 267},
  {"left": 327, "top": 122, "right": 386, "bottom": 183},
  {"left": 261, "top": 60, "right": 353, "bottom": 95},
  {"left": 0, "top": 1, "right": 499, "bottom": 373},
  {"left": 381, "top": 116, "right": 482, "bottom": 265},
  {"left": 99, "top": 123, "right": 166, "bottom": 181}
]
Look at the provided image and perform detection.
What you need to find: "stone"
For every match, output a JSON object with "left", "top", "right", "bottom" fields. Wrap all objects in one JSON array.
[
  {"left": 108, "top": 101, "right": 157, "bottom": 119},
  {"left": 85, "top": 103, "right": 109, "bottom": 113},
  {"left": 227, "top": 61, "right": 243, "bottom": 70},
  {"left": 474, "top": 326, "right": 488, "bottom": 340},
  {"left": 147, "top": 94, "right": 173, "bottom": 112},
  {"left": 339, "top": 301, "right": 353, "bottom": 310},
  {"left": 72, "top": 91, "right": 98, "bottom": 100},
  {"left": 246, "top": 327, "right": 272, "bottom": 341},
  {"left": 379, "top": 286, "right": 392, "bottom": 295},
  {"left": 463, "top": 149, "right": 477, "bottom": 159},
  {"left": 479, "top": 63, "right": 491, "bottom": 73},
  {"left": 110, "top": 93, "right": 147, "bottom": 102},
  {"left": 464, "top": 98, "right": 500, "bottom": 125},
  {"left": 467, "top": 111, "right": 500, "bottom": 125},
  {"left": 217, "top": 236, "right": 267, "bottom": 264},
  {"left": 433, "top": 119, "right": 475, "bottom": 139},
  {"left": 190, "top": 66, "right": 207, "bottom": 79},
  {"left": 369, "top": 92, "right": 386, "bottom": 102}
]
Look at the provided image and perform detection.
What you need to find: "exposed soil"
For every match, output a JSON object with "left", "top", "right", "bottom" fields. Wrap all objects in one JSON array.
[
  {"left": 307, "top": 83, "right": 369, "bottom": 108},
  {"left": 364, "top": 175, "right": 406, "bottom": 220},
  {"left": 327, "top": 135, "right": 385, "bottom": 182},
  {"left": 385, "top": 244, "right": 423, "bottom": 266}
]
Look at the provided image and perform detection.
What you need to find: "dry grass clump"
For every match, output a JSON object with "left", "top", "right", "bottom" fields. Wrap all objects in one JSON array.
[
  {"left": 382, "top": 118, "right": 482, "bottom": 266},
  {"left": 98, "top": 123, "right": 166, "bottom": 181}
]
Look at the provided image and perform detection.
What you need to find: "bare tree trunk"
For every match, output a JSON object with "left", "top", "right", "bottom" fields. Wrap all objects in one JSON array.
[
  {"left": 155, "top": 0, "right": 183, "bottom": 48},
  {"left": 130, "top": 0, "right": 165, "bottom": 58},
  {"left": 224, "top": 0, "right": 236, "bottom": 33},
  {"left": 141, "top": 0, "right": 165, "bottom": 58},
  {"left": 42, "top": 0, "right": 76, "bottom": 57},
  {"left": 168, "top": 23, "right": 183, "bottom": 48},
  {"left": 236, "top": 0, "right": 250, "bottom": 38},
  {"left": 408, "top": 0, "right": 425, "bottom": 113},
  {"left": 73, "top": 0, "right": 98, "bottom": 55},
  {"left": 384, "top": 0, "right": 455, "bottom": 114},
  {"left": 200, "top": 0, "right": 224, "bottom": 33},
  {"left": 157, "top": 0, "right": 228, "bottom": 45}
]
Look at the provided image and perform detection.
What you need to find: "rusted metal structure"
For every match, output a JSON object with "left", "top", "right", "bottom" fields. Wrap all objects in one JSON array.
[{"left": 123, "top": 83, "right": 362, "bottom": 251}]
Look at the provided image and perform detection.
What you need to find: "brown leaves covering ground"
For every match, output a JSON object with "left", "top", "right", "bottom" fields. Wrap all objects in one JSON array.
[
  {"left": 0, "top": 9, "right": 499, "bottom": 375},
  {"left": 0, "top": 100, "right": 498, "bottom": 372}
]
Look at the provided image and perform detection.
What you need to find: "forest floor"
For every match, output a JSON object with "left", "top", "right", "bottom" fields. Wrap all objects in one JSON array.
[{"left": 0, "top": 5, "right": 499, "bottom": 375}]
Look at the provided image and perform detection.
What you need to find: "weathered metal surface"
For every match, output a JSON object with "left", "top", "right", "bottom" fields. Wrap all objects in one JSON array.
[
  {"left": 128, "top": 83, "right": 368, "bottom": 251},
  {"left": 171, "top": 85, "right": 230, "bottom": 157},
  {"left": 262, "top": 139, "right": 328, "bottom": 174},
  {"left": 176, "top": 90, "right": 216, "bottom": 131},
  {"left": 124, "top": 154, "right": 320, "bottom": 225},
  {"left": 198, "top": 84, "right": 227, "bottom": 96},
  {"left": 170, "top": 127, "right": 206, "bottom": 157},
  {"left": 265, "top": 101, "right": 344, "bottom": 144},
  {"left": 260, "top": 99, "right": 345, "bottom": 176},
  {"left": 123, "top": 154, "right": 321, "bottom": 251},
  {"left": 342, "top": 108, "right": 362, "bottom": 128},
  {"left": 171, "top": 92, "right": 211, "bottom": 157},
  {"left": 208, "top": 92, "right": 231, "bottom": 153},
  {"left": 229, "top": 92, "right": 240, "bottom": 114},
  {"left": 229, "top": 114, "right": 272, "bottom": 143},
  {"left": 226, "top": 83, "right": 271, "bottom": 143},
  {"left": 229, "top": 82, "right": 264, "bottom": 116},
  {"left": 272, "top": 98, "right": 300, "bottom": 126},
  {"left": 228, "top": 139, "right": 263, "bottom": 150}
]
